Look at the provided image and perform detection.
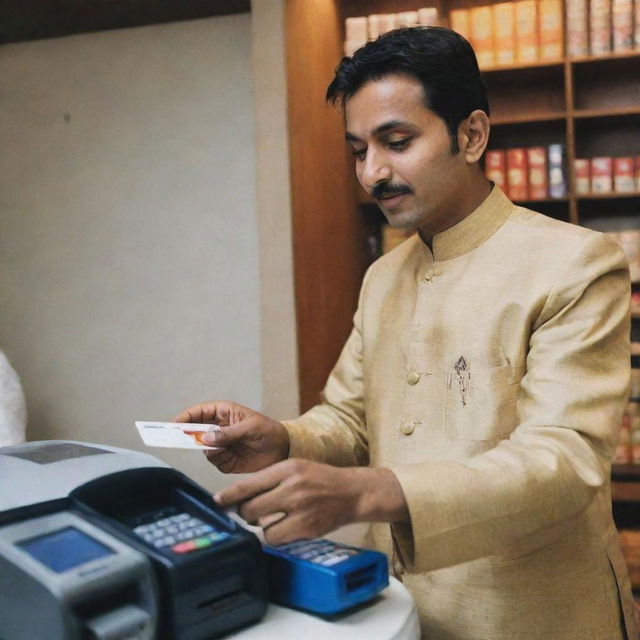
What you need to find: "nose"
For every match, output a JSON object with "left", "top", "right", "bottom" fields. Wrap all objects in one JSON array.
[{"left": 360, "top": 149, "right": 392, "bottom": 189}]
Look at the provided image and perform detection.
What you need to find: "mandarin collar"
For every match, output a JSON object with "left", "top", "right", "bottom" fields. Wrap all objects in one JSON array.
[{"left": 419, "top": 185, "right": 514, "bottom": 262}]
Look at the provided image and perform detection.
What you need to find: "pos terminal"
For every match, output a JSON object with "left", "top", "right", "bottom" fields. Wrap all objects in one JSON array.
[{"left": 0, "top": 441, "right": 268, "bottom": 640}]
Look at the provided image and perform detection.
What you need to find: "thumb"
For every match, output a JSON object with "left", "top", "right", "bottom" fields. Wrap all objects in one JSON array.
[{"left": 201, "top": 422, "right": 252, "bottom": 447}]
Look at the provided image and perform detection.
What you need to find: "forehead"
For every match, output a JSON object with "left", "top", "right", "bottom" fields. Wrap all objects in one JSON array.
[{"left": 344, "top": 74, "right": 434, "bottom": 134}]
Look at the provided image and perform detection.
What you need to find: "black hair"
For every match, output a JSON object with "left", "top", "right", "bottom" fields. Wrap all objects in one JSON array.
[{"left": 326, "top": 27, "right": 489, "bottom": 153}]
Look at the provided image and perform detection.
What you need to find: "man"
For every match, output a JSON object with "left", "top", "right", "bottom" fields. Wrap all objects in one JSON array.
[{"left": 176, "top": 28, "right": 636, "bottom": 639}]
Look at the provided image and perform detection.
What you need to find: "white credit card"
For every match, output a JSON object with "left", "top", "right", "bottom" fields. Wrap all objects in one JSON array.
[{"left": 135, "top": 421, "right": 221, "bottom": 450}]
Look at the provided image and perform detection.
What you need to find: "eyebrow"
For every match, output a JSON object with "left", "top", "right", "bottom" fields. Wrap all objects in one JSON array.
[{"left": 345, "top": 120, "right": 414, "bottom": 143}]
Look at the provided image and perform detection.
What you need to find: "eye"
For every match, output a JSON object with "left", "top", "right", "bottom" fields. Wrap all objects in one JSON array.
[
  {"left": 351, "top": 148, "right": 367, "bottom": 161},
  {"left": 387, "top": 137, "right": 411, "bottom": 151}
]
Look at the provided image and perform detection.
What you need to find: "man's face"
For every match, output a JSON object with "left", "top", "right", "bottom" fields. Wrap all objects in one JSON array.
[{"left": 345, "top": 74, "right": 469, "bottom": 237}]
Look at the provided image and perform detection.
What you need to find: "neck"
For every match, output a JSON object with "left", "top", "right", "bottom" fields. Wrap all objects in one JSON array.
[{"left": 418, "top": 171, "right": 492, "bottom": 246}]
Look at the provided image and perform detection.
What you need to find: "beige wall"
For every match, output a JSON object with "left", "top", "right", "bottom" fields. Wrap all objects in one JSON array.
[{"left": 0, "top": 14, "right": 266, "bottom": 491}]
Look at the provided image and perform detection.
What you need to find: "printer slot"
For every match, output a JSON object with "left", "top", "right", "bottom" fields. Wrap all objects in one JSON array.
[{"left": 197, "top": 589, "right": 245, "bottom": 615}]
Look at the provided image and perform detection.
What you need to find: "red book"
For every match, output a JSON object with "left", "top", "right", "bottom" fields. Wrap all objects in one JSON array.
[
  {"left": 506, "top": 148, "right": 529, "bottom": 200},
  {"left": 485, "top": 150, "right": 507, "bottom": 189},
  {"left": 574, "top": 158, "right": 590, "bottom": 194},
  {"left": 591, "top": 156, "right": 613, "bottom": 192},
  {"left": 527, "top": 147, "right": 548, "bottom": 199},
  {"left": 614, "top": 157, "right": 635, "bottom": 192}
]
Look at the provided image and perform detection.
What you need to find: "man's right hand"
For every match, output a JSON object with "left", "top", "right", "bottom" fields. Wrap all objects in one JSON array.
[{"left": 173, "top": 401, "right": 290, "bottom": 474}]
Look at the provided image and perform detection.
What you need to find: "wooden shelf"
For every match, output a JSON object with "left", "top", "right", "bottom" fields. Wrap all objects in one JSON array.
[
  {"left": 570, "top": 50, "right": 640, "bottom": 65},
  {"left": 492, "top": 112, "right": 567, "bottom": 125},
  {"left": 574, "top": 106, "right": 640, "bottom": 120},
  {"left": 577, "top": 191, "right": 640, "bottom": 200},
  {"left": 481, "top": 58, "right": 565, "bottom": 73}
]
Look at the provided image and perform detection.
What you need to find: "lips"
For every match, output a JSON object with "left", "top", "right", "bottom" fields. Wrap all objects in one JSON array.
[{"left": 377, "top": 192, "right": 410, "bottom": 206}]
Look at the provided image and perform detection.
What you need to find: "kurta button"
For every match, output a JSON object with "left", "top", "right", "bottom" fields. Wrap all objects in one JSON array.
[
  {"left": 407, "top": 371, "right": 421, "bottom": 385},
  {"left": 393, "top": 561, "right": 404, "bottom": 575},
  {"left": 425, "top": 269, "right": 435, "bottom": 281},
  {"left": 400, "top": 420, "right": 415, "bottom": 435}
]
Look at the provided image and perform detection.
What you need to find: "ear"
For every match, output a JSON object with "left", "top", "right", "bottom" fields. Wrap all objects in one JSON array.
[{"left": 457, "top": 110, "right": 490, "bottom": 163}]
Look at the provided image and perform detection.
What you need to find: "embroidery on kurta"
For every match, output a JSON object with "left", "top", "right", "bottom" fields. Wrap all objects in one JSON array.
[{"left": 454, "top": 356, "right": 471, "bottom": 407}]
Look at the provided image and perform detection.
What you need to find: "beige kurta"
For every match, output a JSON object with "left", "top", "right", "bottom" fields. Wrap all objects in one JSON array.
[{"left": 284, "top": 186, "right": 637, "bottom": 639}]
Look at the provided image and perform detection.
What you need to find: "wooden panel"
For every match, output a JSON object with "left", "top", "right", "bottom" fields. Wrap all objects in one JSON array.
[
  {"left": 484, "top": 66, "right": 566, "bottom": 121},
  {"left": 285, "top": 0, "right": 370, "bottom": 411},
  {"left": 572, "top": 56, "right": 640, "bottom": 112},
  {"left": 0, "top": 0, "right": 250, "bottom": 44}
]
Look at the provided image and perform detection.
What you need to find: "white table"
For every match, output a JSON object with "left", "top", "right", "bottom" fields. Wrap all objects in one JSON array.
[{"left": 228, "top": 578, "right": 420, "bottom": 639}]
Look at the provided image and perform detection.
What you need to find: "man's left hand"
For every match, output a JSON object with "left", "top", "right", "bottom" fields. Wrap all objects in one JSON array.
[{"left": 214, "top": 459, "right": 409, "bottom": 545}]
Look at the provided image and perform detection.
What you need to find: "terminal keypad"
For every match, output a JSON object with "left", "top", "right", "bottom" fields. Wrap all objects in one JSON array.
[{"left": 132, "top": 507, "right": 228, "bottom": 554}]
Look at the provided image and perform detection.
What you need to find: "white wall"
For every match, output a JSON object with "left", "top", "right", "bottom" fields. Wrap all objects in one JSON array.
[{"left": 0, "top": 14, "right": 262, "bottom": 491}]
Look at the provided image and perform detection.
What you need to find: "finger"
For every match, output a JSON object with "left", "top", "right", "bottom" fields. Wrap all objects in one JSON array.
[
  {"left": 257, "top": 511, "right": 287, "bottom": 529},
  {"left": 200, "top": 422, "right": 253, "bottom": 447},
  {"left": 204, "top": 448, "right": 236, "bottom": 469},
  {"left": 214, "top": 460, "right": 294, "bottom": 506},
  {"left": 239, "top": 484, "right": 291, "bottom": 523},
  {"left": 172, "top": 403, "right": 217, "bottom": 424},
  {"left": 262, "top": 514, "right": 308, "bottom": 546}
]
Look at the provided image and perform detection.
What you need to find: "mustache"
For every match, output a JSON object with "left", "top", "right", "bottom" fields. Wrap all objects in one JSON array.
[{"left": 371, "top": 182, "right": 413, "bottom": 199}]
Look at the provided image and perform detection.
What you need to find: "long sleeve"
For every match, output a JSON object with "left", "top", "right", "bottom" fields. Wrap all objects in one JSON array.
[{"left": 390, "top": 232, "right": 631, "bottom": 571}]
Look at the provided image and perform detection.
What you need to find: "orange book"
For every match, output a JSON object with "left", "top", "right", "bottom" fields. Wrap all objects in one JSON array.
[
  {"left": 470, "top": 5, "right": 496, "bottom": 68},
  {"left": 485, "top": 150, "right": 507, "bottom": 189},
  {"left": 539, "top": 0, "right": 564, "bottom": 59},
  {"left": 493, "top": 3, "right": 516, "bottom": 65},
  {"left": 527, "top": 147, "right": 548, "bottom": 199},
  {"left": 449, "top": 8, "right": 471, "bottom": 40},
  {"left": 515, "top": 0, "right": 539, "bottom": 63},
  {"left": 507, "top": 148, "right": 529, "bottom": 200},
  {"left": 566, "top": 0, "right": 589, "bottom": 56},
  {"left": 574, "top": 158, "right": 591, "bottom": 194}
]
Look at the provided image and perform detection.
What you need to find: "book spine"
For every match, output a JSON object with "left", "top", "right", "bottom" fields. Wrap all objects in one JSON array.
[
  {"left": 417, "top": 7, "right": 439, "bottom": 27},
  {"left": 614, "top": 157, "right": 636, "bottom": 192},
  {"left": 471, "top": 5, "right": 496, "bottom": 68},
  {"left": 396, "top": 11, "right": 419, "bottom": 27},
  {"left": 591, "top": 156, "right": 614, "bottom": 192},
  {"left": 539, "top": 0, "right": 564, "bottom": 58},
  {"left": 516, "top": 0, "right": 539, "bottom": 62},
  {"left": 637, "top": 156, "right": 640, "bottom": 191},
  {"left": 507, "top": 148, "right": 529, "bottom": 200},
  {"left": 485, "top": 150, "right": 507, "bottom": 190},
  {"left": 527, "top": 146, "right": 549, "bottom": 199},
  {"left": 449, "top": 9, "right": 471, "bottom": 40},
  {"left": 493, "top": 2, "right": 516, "bottom": 65},
  {"left": 344, "top": 16, "right": 369, "bottom": 56},
  {"left": 574, "top": 158, "right": 591, "bottom": 194},
  {"left": 612, "top": 0, "right": 635, "bottom": 52},
  {"left": 590, "top": 0, "right": 612, "bottom": 55},
  {"left": 548, "top": 144, "right": 567, "bottom": 198},
  {"left": 566, "top": 0, "right": 589, "bottom": 56}
]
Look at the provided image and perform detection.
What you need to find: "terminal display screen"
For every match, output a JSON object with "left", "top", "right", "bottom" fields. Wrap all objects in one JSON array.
[{"left": 18, "top": 526, "right": 114, "bottom": 573}]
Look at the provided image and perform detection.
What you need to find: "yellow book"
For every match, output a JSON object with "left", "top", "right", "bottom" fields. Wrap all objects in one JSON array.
[
  {"left": 515, "top": 0, "right": 539, "bottom": 62},
  {"left": 493, "top": 2, "right": 516, "bottom": 65}
]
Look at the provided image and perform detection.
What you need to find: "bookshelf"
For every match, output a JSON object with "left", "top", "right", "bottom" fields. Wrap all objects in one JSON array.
[{"left": 284, "top": 0, "right": 640, "bottom": 410}]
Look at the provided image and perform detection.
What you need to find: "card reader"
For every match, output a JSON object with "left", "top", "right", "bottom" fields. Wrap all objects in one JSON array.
[{"left": 264, "top": 538, "right": 389, "bottom": 615}]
